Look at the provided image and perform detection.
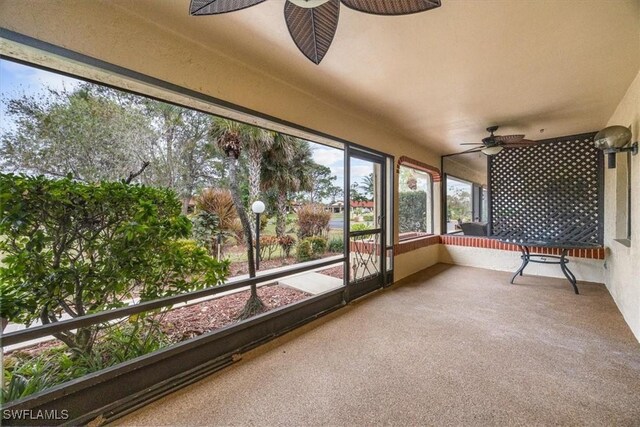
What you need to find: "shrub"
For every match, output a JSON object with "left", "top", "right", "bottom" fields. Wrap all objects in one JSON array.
[
  {"left": 308, "top": 236, "right": 327, "bottom": 254},
  {"left": 399, "top": 191, "right": 427, "bottom": 233},
  {"left": 0, "top": 173, "right": 229, "bottom": 356},
  {"left": 2, "top": 320, "right": 170, "bottom": 403},
  {"left": 278, "top": 235, "right": 296, "bottom": 258},
  {"left": 363, "top": 213, "right": 374, "bottom": 222},
  {"left": 350, "top": 223, "right": 369, "bottom": 232},
  {"left": 195, "top": 188, "right": 240, "bottom": 248},
  {"left": 328, "top": 237, "right": 344, "bottom": 253},
  {"left": 296, "top": 203, "right": 331, "bottom": 239},
  {"left": 195, "top": 188, "right": 236, "bottom": 230},
  {"left": 257, "top": 235, "right": 278, "bottom": 261},
  {"left": 296, "top": 236, "right": 327, "bottom": 262},
  {"left": 296, "top": 239, "right": 313, "bottom": 262},
  {"left": 191, "top": 211, "right": 221, "bottom": 256}
]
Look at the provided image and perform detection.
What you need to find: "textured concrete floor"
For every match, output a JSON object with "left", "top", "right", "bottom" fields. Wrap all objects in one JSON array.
[{"left": 117, "top": 264, "right": 640, "bottom": 426}]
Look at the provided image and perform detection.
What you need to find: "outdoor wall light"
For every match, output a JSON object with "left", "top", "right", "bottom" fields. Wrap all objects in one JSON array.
[
  {"left": 481, "top": 146, "right": 504, "bottom": 156},
  {"left": 594, "top": 125, "right": 638, "bottom": 169},
  {"left": 251, "top": 201, "right": 266, "bottom": 270}
]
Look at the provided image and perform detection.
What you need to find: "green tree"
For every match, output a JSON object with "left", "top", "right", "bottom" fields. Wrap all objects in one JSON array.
[
  {"left": 261, "top": 136, "right": 314, "bottom": 237},
  {"left": 0, "top": 85, "right": 154, "bottom": 182},
  {"left": 305, "top": 163, "right": 341, "bottom": 203},
  {"left": 1, "top": 84, "right": 222, "bottom": 215},
  {"left": 210, "top": 118, "right": 264, "bottom": 318},
  {"left": 0, "top": 173, "right": 228, "bottom": 355}
]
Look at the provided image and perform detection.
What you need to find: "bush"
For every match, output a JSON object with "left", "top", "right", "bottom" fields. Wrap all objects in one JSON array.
[
  {"left": 2, "top": 319, "right": 170, "bottom": 403},
  {"left": 0, "top": 173, "right": 229, "bottom": 356},
  {"left": 257, "top": 235, "right": 278, "bottom": 261},
  {"left": 350, "top": 223, "right": 369, "bottom": 232},
  {"left": 191, "top": 211, "right": 221, "bottom": 256},
  {"left": 296, "top": 236, "right": 327, "bottom": 262},
  {"left": 296, "top": 203, "right": 331, "bottom": 239},
  {"left": 328, "top": 237, "right": 344, "bottom": 253},
  {"left": 309, "top": 236, "right": 327, "bottom": 254},
  {"left": 278, "top": 235, "right": 296, "bottom": 258},
  {"left": 195, "top": 188, "right": 240, "bottom": 248},
  {"left": 195, "top": 188, "right": 236, "bottom": 230},
  {"left": 363, "top": 213, "right": 374, "bottom": 222},
  {"left": 399, "top": 191, "right": 428, "bottom": 233}
]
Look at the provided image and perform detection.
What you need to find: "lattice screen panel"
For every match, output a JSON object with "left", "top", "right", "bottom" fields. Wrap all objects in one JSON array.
[{"left": 490, "top": 132, "right": 603, "bottom": 245}]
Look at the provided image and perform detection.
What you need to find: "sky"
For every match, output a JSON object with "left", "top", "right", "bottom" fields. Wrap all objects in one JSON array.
[
  {"left": 0, "top": 58, "right": 373, "bottom": 192},
  {"left": 0, "top": 59, "right": 81, "bottom": 132}
]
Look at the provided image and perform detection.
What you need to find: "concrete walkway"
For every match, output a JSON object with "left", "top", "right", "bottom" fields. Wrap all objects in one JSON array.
[
  {"left": 118, "top": 264, "right": 640, "bottom": 426},
  {"left": 277, "top": 271, "right": 343, "bottom": 295}
]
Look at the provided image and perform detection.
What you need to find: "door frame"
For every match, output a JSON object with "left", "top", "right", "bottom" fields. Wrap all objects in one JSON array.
[{"left": 344, "top": 146, "right": 388, "bottom": 302}]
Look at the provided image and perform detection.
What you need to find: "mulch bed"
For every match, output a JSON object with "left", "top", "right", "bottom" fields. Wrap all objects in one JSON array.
[{"left": 159, "top": 284, "right": 311, "bottom": 342}]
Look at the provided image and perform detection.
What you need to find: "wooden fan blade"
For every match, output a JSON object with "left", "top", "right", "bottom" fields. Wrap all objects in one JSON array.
[
  {"left": 503, "top": 139, "right": 538, "bottom": 147},
  {"left": 190, "top": 0, "right": 265, "bottom": 15},
  {"left": 494, "top": 134, "right": 525, "bottom": 143},
  {"left": 340, "top": 0, "right": 441, "bottom": 15},
  {"left": 284, "top": 0, "right": 340, "bottom": 64}
]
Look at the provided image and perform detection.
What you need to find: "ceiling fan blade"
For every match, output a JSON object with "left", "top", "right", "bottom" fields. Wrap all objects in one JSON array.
[
  {"left": 340, "top": 0, "right": 441, "bottom": 15},
  {"left": 494, "top": 134, "right": 525, "bottom": 143},
  {"left": 190, "top": 0, "right": 265, "bottom": 15},
  {"left": 284, "top": 0, "right": 340, "bottom": 64}
]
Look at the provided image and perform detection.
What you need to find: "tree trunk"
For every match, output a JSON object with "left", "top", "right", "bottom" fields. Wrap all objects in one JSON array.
[
  {"left": 276, "top": 191, "right": 288, "bottom": 238},
  {"left": 226, "top": 154, "right": 265, "bottom": 319},
  {"left": 247, "top": 148, "right": 262, "bottom": 237},
  {"left": 181, "top": 197, "right": 191, "bottom": 215}
]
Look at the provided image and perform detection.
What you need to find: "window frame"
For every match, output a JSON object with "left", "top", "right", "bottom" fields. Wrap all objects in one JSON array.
[{"left": 396, "top": 156, "right": 440, "bottom": 242}]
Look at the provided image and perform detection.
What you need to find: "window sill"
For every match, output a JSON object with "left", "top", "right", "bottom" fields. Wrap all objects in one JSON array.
[{"left": 395, "top": 234, "right": 440, "bottom": 255}]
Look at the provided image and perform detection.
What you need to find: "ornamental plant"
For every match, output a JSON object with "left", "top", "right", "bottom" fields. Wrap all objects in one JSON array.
[{"left": 0, "top": 174, "right": 228, "bottom": 356}]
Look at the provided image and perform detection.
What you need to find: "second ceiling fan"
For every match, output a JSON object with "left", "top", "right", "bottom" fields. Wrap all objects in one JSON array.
[{"left": 460, "top": 126, "right": 537, "bottom": 156}]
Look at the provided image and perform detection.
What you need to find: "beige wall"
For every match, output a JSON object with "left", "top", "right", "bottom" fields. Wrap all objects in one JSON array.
[
  {"left": 439, "top": 245, "right": 604, "bottom": 283},
  {"left": 603, "top": 70, "right": 640, "bottom": 342}
]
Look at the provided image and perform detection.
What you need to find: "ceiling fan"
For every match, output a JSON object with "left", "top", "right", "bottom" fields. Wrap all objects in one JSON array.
[
  {"left": 460, "top": 126, "right": 537, "bottom": 156},
  {"left": 189, "top": 0, "right": 441, "bottom": 64}
]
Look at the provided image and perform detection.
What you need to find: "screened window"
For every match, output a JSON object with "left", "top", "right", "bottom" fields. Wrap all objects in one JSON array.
[
  {"left": 398, "top": 165, "right": 433, "bottom": 240},
  {"left": 446, "top": 176, "right": 473, "bottom": 233}
]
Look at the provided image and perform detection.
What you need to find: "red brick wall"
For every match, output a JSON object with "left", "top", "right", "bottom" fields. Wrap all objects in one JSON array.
[{"left": 393, "top": 234, "right": 605, "bottom": 259}]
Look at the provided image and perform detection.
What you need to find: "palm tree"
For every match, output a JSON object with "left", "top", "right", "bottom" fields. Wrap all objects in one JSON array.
[
  {"left": 262, "top": 137, "right": 314, "bottom": 238},
  {"left": 210, "top": 118, "right": 265, "bottom": 318}
]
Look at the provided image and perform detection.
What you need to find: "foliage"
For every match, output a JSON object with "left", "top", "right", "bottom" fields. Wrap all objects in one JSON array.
[
  {"left": 261, "top": 136, "right": 314, "bottom": 237},
  {"left": 297, "top": 236, "right": 327, "bottom": 262},
  {"left": 211, "top": 118, "right": 263, "bottom": 317},
  {"left": 191, "top": 211, "right": 220, "bottom": 256},
  {"left": 1, "top": 319, "right": 170, "bottom": 403},
  {"left": 196, "top": 188, "right": 237, "bottom": 230},
  {"left": 363, "top": 213, "right": 374, "bottom": 222},
  {"left": 304, "top": 163, "right": 342, "bottom": 203},
  {"left": 296, "top": 203, "right": 331, "bottom": 239},
  {"left": 446, "top": 186, "right": 472, "bottom": 222},
  {"left": 328, "top": 237, "right": 344, "bottom": 253},
  {"left": 360, "top": 173, "right": 374, "bottom": 199},
  {"left": 0, "top": 281, "right": 35, "bottom": 321},
  {"left": 195, "top": 188, "right": 239, "bottom": 251},
  {"left": 257, "top": 235, "right": 278, "bottom": 261},
  {"left": 277, "top": 235, "right": 296, "bottom": 258},
  {"left": 399, "top": 191, "right": 428, "bottom": 233},
  {"left": 0, "top": 173, "right": 228, "bottom": 355},
  {"left": 0, "top": 84, "right": 220, "bottom": 213},
  {"left": 350, "top": 223, "right": 370, "bottom": 232}
]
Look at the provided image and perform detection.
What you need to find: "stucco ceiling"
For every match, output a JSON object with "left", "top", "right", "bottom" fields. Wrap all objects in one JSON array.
[{"left": 115, "top": 0, "right": 639, "bottom": 155}]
